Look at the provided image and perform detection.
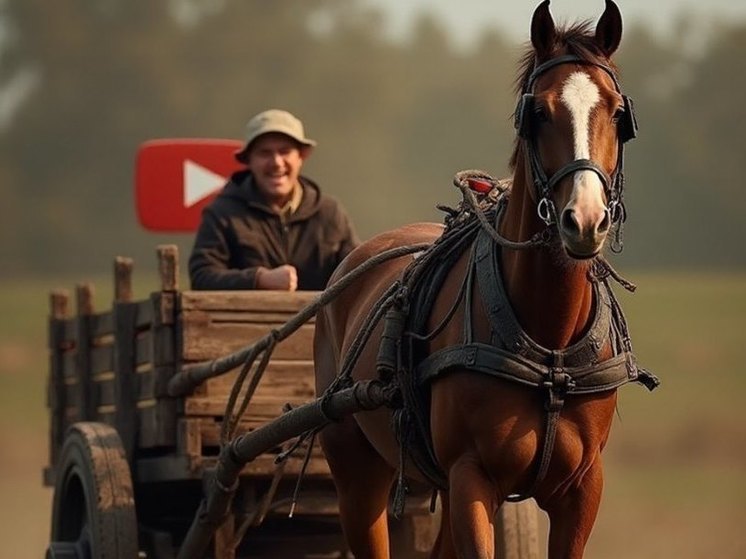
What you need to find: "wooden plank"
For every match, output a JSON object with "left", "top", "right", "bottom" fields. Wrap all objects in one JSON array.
[
  {"left": 180, "top": 290, "right": 319, "bottom": 312},
  {"left": 191, "top": 310, "right": 316, "bottom": 324},
  {"left": 157, "top": 245, "right": 179, "bottom": 292},
  {"left": 136, "top": 368, "right": 155, "bottom": 401},
  {"left": 138, "top": 389, "right": 177, "bottom": 449},
  {"left": 88, "top": 312, "right": 114, "bottom": 338},
  {"left": 182, "top": 397, "right": 314, "bottom": 421},
  {"left": 134, "top": 454, "right": 333, "bottom": 483},
  {"left": 62, "top": 353, "right": 77, "bottom": 380},
  {"left": 135, "top": 331, "right": 152, "bottom": 366},
  {"left": 113, "top": 298, "right": 139, "bottom": 460},
  {"left": 203, "top": 360, "right": 316, "bottom": 397},
  {"left": 176, "top": 418, "right": 203, "bottom": 466},
  {"left": 182, "top": 319, "right": 315, "bottom": 361},
  {"left": 60, "top": 319, "right": 77, "bottom": 343},
  {"left": 95, "top": 377, "right": 115, "bottom": 407},
  {"left": 89, "top": 344, "right": 114, "bottom": 375},
  {"left": 48, "top": 290, "right": 70, "bottom": 472},
  {"left": 75, "top": 284, "right": 95, "bottom": 420},
  {"left": 134, "top": 299, "right": 154, "bottom": 330},
  {"left": 149, "top": 293, "right": 177, "bottom": 447}
]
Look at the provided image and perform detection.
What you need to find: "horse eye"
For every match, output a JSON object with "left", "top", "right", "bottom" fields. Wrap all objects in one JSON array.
[
  {"left": 533, "top": 105, "right": 549, "bottom": 123},
  {"left": 612, "top": 108, "right": 625, "bottom": 124}
]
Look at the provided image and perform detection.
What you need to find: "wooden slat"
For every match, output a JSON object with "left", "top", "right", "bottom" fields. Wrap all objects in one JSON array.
[
  {"left": 180, "top": 290, "right": 319, "bottom": 312},
  {"left": 135, "top": 455, "right": 334, "bottom": 483},
  {"left": 75, "top": 284, "right": 95, "bottom": 420},
  {"left": 182, "top": 318, "right": 315, "bottom": 361},
  {"left": 195, "top": 310, "right": 316, "bottom": 324},
  {"left": 182, "top": 397, "right": 312, "bottom": 420},
  {"left": 48, "top": 290, "right": 70, "bottom": 472},
  {"left": 148, "top": 293, "right": 177, "bottom": 447},
  {"left": 95, "top": 377, "right": 115, "bottom": 407},
  {"left": 89, "top": 344, "right": 114, "bottom": 375},
  {"left": 114, "top": 299, "right": 139, "bottom": 460},
  {"left": 174, "top": 417, "right": 331, "bottom": 478},
  {"left": 88, "top": 312, "right": 114, "bottom": 338},
  {"left": 176, "top": 418, "right": 203, "bottom": 464},
  {"left": 135, "top": 299, "right": 154, "bottom": 329},
  {"left": 137, "top": 368, "right": 155, "bottom": 401},
  {"left": 204, "top": 360, "right": 316, "bottom": 397},
  {"left": 135, "top": 331, "right": 152, "bottom": 365},
  {"left": 59, "top": 320, "right": 77, "bottom": 346},
  {"left": 62, "top": 353, "right": 77, "bottom": 380}
]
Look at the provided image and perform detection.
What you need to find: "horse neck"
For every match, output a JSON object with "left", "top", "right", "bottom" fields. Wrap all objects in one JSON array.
[{"left": 498, "top": 158, "right": 595, "bottom": 349}]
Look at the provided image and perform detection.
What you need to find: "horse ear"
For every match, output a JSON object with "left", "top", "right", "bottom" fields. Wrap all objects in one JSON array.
[
  {"left": 531, "top": 1, "right": 556, "bottom": 60},
  {"left": 595, "top": 0, "right": 623, "bottom": 57}
]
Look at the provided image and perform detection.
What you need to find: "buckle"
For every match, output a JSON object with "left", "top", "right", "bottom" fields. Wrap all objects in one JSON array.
[{"left": 542, "top": 368, "right": 576, "bottom": 411}]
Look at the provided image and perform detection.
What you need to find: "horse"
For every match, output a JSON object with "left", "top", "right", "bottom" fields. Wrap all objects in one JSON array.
[{"left": 313, "top": 1, "right": 656, "bottom": 557}]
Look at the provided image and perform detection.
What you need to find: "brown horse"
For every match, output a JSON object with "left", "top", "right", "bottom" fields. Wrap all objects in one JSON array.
[{"left": 314, "top": 1, "right": 655, "bottom": 558}]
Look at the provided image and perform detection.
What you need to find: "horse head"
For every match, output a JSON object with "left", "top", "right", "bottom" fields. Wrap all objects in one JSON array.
[{"left": 512, "top": 0, "right": 636, "bottom": 260}]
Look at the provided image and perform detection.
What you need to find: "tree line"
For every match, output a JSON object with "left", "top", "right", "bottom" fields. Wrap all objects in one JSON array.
[{"left": 1, "top": 0, "right": 744, "bottom": 276}]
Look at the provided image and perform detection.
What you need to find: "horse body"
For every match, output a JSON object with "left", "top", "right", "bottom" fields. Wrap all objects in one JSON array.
[{"left": 315, "top": 2, "right": 644, "bottom": 557}]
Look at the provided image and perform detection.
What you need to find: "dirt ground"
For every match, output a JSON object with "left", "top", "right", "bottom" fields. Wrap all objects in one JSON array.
[{"left": 1, "top": 273, "right": 745, "bottom": 558}]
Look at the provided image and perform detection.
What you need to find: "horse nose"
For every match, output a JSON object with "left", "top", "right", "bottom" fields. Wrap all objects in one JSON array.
[{"left": 560, "top": 207, "right": 611, "bottom": 240}]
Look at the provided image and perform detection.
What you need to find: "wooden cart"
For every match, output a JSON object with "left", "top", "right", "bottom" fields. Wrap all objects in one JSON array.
[{"left": 43, "top": 246, "right": 539, "bottom": 559}]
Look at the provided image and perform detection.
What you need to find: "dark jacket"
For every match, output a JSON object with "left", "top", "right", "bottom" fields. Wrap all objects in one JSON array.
[{"left": 189, "top": 171, "right": 359, "bottom": 291}]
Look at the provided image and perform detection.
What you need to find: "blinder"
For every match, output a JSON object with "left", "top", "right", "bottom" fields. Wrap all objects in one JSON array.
[
  {"left": 618, "top": 95, "right": 638, "bottom": 143},
  {"left": 514, "top": 93, "right": 535, "bottom": 140}
]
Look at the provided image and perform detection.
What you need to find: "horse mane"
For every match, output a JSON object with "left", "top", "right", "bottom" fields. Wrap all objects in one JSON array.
[{"left": 508, "top": 21, "right": 619, "bottom": 170}]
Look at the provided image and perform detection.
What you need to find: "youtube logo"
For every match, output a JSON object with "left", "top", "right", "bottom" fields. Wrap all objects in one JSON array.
[{"left": 135, "top": 139, "right": 244, "bottom": 232}]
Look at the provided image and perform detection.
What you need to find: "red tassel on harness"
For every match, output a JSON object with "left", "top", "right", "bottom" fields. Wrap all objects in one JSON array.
[{"left": 467, "top": 178, "right": 493, "bottom": 194}]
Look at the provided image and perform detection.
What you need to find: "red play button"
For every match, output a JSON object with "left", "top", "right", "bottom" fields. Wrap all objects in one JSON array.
[{"left": 135, "top": 139, "right": 244, "bottom": 232}]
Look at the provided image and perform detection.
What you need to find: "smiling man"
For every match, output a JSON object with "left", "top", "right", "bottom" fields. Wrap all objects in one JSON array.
[{"left": 189, "top": 109, "right": 359, "bottom": 290}]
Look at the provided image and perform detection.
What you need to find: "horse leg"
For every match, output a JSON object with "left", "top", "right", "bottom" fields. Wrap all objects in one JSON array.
[
  {"left": 320, "top": 416, "right": 396, "bottom": 559},
  {"left": 447, "top": 457, "right": 497, "bottom": 559},
  {"left": 430, "top": 491, "right": 457, "bottom": 559},
  {"left": 543, "top": 459, "right": 604, "bottom": 559}
]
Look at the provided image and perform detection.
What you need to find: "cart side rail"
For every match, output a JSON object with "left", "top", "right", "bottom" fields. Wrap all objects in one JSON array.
[
  {"left": 45, "top": 247, "right": 180, "bottom": 485},
  {"left": 46, "top": 245, "right": 329, "bottom": 487}
]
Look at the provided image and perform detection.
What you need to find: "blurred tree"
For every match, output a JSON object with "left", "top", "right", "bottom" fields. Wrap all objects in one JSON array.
[{"left": 0, "top": 1, "right": 743, "bottom": 275}]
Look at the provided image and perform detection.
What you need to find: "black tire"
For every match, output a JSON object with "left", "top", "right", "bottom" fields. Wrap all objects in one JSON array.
[
  {"left": 494, "top": 500, "right": 540, "bottom": 559},
  {"left": 47, "top": 422, "right": 138, "bottom": 559}
]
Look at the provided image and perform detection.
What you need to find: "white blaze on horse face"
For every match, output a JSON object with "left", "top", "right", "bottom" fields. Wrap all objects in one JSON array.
[{"left": 560, "top": 72, "right": 606, "bottom": 225}]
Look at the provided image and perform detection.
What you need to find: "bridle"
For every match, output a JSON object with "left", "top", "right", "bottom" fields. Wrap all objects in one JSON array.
[{"left": 514, "top": 54, "right": 638, "bottom": 247}]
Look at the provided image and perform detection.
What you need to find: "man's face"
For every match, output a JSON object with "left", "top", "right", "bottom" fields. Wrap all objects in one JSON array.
[{"left": 245, "top": 133, "right": 307, "bottom": 207}]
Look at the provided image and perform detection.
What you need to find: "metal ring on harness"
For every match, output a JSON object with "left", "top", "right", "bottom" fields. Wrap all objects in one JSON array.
[{"left": 537, "top": 197, "right": 555, "bottom": 225}]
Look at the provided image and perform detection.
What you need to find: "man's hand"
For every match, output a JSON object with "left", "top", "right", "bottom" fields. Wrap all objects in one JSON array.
[{"left": 255, "top": 265, "right": 298, "bottom": 291}]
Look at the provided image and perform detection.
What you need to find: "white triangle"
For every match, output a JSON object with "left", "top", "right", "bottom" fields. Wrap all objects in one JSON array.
[{"left": 183, "top": 160, "right": 226, "bottom": 207}]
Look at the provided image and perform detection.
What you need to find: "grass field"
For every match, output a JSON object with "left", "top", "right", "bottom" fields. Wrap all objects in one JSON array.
[{"left": 0, "top": 271, "right": 744, "bottom": 558}]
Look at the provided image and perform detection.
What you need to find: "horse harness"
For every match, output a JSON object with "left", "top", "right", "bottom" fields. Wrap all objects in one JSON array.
[{"left": 374, "top": 190, "right": 659, "bottom": 508}]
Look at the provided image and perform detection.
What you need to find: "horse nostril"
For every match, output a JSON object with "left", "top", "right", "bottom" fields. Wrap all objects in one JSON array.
[
  {"left": 561, "top": 208, "right": 580, "bottom": 237},
  {"left": 597, "top": 208, "right": 611, "bottom": 234}
]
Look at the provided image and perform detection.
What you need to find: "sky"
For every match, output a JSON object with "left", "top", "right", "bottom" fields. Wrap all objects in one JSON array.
[{"left": 361, "top": 0, "right": 746, "bottom": 48}]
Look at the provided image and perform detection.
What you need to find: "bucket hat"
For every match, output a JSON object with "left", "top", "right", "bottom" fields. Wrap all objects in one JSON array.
[{"left": 235, "top": 109, "right": 316, "bottom": 163}]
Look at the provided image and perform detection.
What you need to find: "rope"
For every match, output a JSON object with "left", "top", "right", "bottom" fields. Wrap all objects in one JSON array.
[
  {"left": 168, "top": 242, "right": 432, "bottom": 399},
  {"left": 453, "top": 172, "right": 553, "bottom": 250}
]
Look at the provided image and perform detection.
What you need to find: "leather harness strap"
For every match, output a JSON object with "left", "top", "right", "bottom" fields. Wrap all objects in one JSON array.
[{"left": 408, "top": 227, "right": 655, "bottom": 500}]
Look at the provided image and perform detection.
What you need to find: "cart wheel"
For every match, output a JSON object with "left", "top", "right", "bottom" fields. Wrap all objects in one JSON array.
[
  {"left": 494, "top": 500, "right": 540, "bottom": 559},
  {"left": 47, "top": 422, "right": 138, "bottom": 559}
]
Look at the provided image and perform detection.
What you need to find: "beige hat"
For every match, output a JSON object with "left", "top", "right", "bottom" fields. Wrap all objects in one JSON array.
[{"left": 235, "top": 109, "right": 317, "bottom": 163}]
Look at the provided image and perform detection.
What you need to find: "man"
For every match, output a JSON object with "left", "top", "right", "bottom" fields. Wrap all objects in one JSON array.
[{"left": 189, "top": 109, "right": 359, "bottom": 290}]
